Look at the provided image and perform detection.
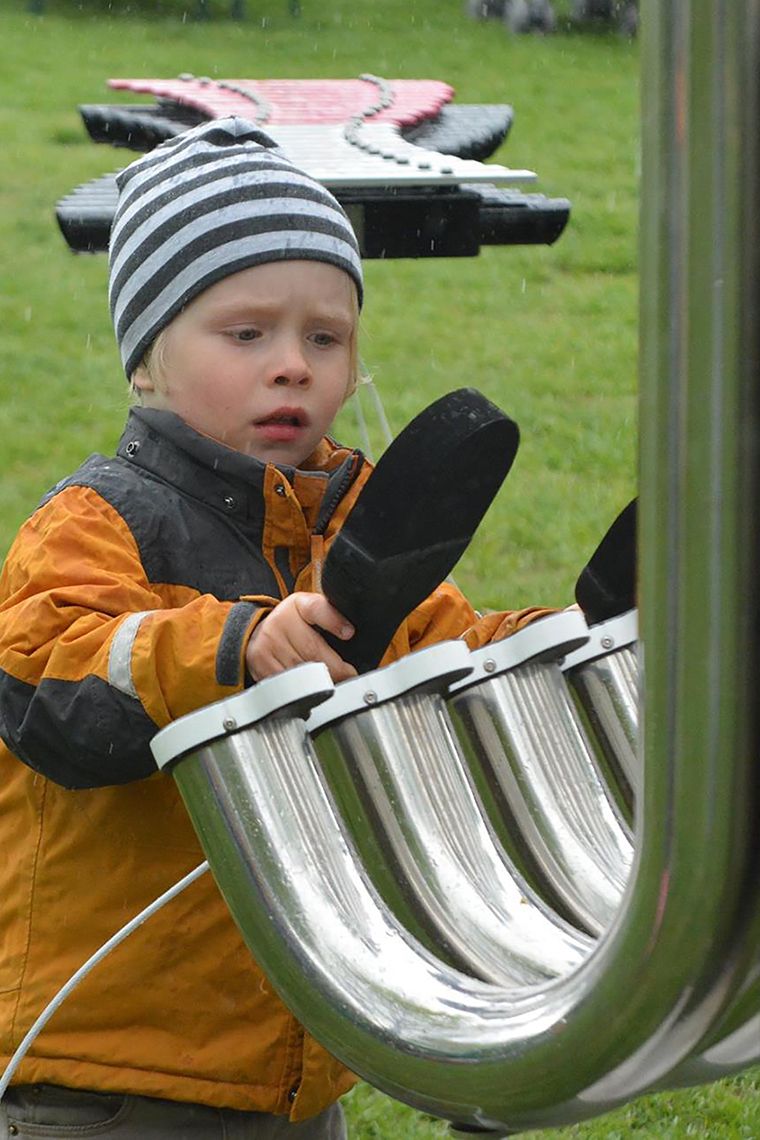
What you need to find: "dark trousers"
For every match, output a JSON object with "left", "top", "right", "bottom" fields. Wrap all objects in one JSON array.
[{"left": 1, "top": 1084, "right": 347, "bottom": 1139}]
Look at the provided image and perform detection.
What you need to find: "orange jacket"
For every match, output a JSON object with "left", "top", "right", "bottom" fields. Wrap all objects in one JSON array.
[{"left": 0, "top": 408, "right": 548, "bottom": 1118}]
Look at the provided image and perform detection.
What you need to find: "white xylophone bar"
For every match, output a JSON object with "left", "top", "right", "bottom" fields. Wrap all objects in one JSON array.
[{"left": 264, "top": 124, "right": 537, "bottom": 188}]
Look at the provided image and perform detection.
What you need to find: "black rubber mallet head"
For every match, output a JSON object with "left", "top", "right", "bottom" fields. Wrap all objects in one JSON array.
[
  {"left": 574, "top": 497, "right": 637, "bottom": 625},
  {"left": 321, "top": 387, "right": 520, "bottom": 673}
]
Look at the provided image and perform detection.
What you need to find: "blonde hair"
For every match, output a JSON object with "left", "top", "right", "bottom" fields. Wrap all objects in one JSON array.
[{"left": 130, "top": 334, "right": 168, "bottom": 402}]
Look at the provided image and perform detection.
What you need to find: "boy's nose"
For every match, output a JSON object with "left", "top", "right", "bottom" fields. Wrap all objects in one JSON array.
[
  {"left": 273, "top": 372, "right": 310, "bottom": 387},
  {"left": 270, "top": 339, "right": 311, "bottom": 387}
]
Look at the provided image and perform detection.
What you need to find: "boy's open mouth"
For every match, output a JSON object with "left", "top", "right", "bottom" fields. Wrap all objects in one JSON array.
[
  {"left": 253, "top": 407, "right": 309, "bottom": 444},
  {"left": 254, "top": 407, "right": 308, "bottom": 428}
]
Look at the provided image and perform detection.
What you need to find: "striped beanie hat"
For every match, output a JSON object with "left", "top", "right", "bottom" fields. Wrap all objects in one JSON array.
[{"left": 108, "top": 116, "right": 364, "bottom": 378}]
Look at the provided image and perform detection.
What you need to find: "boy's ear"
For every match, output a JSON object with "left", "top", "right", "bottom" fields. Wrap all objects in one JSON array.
[{"left": 131, "top": 363, "right": 156, "bottom": 394}]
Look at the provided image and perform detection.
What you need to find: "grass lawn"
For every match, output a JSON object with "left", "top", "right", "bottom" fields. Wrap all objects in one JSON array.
[{"left": 1, "top": 0, "right": 757, "bottom": 1135}]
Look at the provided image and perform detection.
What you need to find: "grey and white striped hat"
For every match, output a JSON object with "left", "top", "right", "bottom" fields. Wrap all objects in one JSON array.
[{"left": 108, "top": 116, "right": 364, "bottom": 379}]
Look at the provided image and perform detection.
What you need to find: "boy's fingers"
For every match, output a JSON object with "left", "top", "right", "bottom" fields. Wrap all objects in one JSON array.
[
  {"left": 262, "top": 634, "right": 356, "bottom": 684},
  {"left": 328, "top": 658, "right": 358, "bottom": 683},
  {"left": 313, "top": 640, "right": 357, "bottom": 683},
  {"left": 294, "top": 593, "right": 354, "bottom": 640},
  {"left": 246, "top": 595, "right": 357, "bottom": 683},
  {"left": 288, "top": 620, "right": 357, "bottom": 682}
]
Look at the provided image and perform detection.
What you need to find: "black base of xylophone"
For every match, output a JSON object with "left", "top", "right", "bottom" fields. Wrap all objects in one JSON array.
[{"left": 56, "top": 175, "right": 570, "bottom": 257}]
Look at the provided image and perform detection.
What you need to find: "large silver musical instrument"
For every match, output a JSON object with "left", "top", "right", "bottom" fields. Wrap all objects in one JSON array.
[{"left": 151, "top": 1, "right": 760, "bottom": 1134}]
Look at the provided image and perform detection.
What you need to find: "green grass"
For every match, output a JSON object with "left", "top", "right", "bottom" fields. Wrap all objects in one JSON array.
[
  {"left": 1, "top": 1, "right": 756, "bottom": 1136},
  {"left": 0, "top": 0, "right": 638, "bottom": 607},
  {"left": 343, "top": 1072, "right": 760, "bottom": 1139}
]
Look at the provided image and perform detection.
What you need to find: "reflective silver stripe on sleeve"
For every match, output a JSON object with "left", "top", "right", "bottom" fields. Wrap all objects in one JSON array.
[{"left": 108, "top": 611, "right": 152, "bottom": 700}]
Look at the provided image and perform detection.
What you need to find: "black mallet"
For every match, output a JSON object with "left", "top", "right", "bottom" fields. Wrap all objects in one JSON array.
[
  {"left": 574, "top": 498, "right": 637, "bottom": 625},
  {"left": 320, "top": 388, "right": 520, "bottom": 673}
]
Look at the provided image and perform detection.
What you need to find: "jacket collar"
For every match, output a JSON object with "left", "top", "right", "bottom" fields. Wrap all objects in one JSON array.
[{"left": 116, "top": 408, "right": 359, "bottom": 525}]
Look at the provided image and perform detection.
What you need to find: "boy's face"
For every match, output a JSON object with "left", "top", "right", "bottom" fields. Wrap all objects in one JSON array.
[{"left": 133, "top": 260, "right": 357, "bottom": 467}]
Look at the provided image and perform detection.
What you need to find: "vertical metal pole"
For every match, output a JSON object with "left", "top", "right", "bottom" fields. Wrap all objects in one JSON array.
[{"left": 638, "top": 0, "right": 760, "bottom": 918}]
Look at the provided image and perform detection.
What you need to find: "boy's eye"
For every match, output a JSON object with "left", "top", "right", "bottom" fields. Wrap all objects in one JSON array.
[
  {"left": 311, "top": 332, "right": 337, "bottom": 347},
  {"left": 232, "top": 328, "right": 261, "bottom": 342}
]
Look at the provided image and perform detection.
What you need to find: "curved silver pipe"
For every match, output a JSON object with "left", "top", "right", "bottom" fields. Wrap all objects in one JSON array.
[
  {"left": 308, "top": 638, "right": 593, "bottom": 986},
  {"left": 562, "top": 611, "right": 639, "bottom": 808},
  {"left": 635, "top": 0, "right": 760, "bottom": 1063},
  {"left": 150, "top": 0, "right": 760, "bottom": 1131},
  {"left": 154, "top": 653, "right": 759, "bottom": 1134},
  {"left": 448, "top": 616, "right": 632, "bottom": 936},
  {"left": 668, "top": 963, "right": 760, "bottom": 1085},
  {"left": 645, "top": 966, "right": 760, "bottom": 1088},
  {"left": 682, "top": 1013, "right": 760, "bottom": 1080},
  {"left": 662, "top": 1015, "right": 760, "bottom": 1090}
]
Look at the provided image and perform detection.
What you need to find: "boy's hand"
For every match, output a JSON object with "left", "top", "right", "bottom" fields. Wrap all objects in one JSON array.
[{"left": 246, "top": 593, "right": 357, "bottom": 683}]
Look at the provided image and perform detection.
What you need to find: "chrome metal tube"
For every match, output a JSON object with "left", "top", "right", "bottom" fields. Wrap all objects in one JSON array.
[
  {"left": 157, "top": 659, "right": 759, "bottom": 1133},
  {"left": 449, "top": 650, "right": 633, "bottom": 936},
  {"left": 562, "top": 611, "right": 639, "bottom": 809},
  {"left": 668, "top": 967, "right": 760, "bottom": 1085},
  {"left": 309, "top": 642, "right": 593, "bottom": 987},
  {"left": 149, "top": 0, "right": 760, "bottom": 1132},
  {"left": 636, "top": 0, "right": 760, "bottom": 1065}
]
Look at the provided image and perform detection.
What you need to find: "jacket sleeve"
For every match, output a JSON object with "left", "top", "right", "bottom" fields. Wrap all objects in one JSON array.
[
  {"left": 0, "top": 486, "right": 268, "bottom": 789},
  {"left": 381, "top": 581, "right": 558, "bottom": 663}
]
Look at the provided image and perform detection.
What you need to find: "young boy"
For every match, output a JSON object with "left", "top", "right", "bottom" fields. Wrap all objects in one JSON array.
[{"left": 0, "top": 118, "right": 549, "bottom": 1138}]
